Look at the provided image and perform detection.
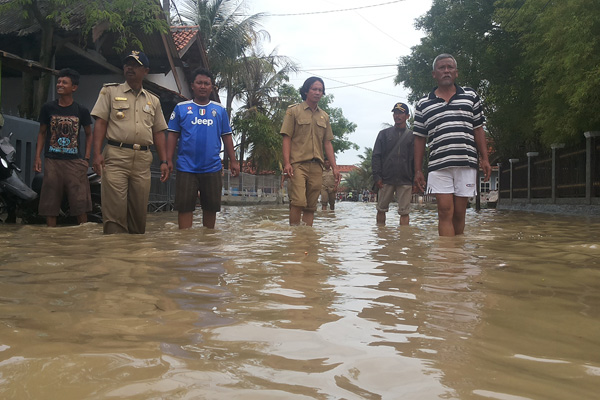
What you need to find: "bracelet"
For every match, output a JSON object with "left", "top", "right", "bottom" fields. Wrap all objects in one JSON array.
[{"left": 160, "top": 160, "right": 168, "bottom": 165}]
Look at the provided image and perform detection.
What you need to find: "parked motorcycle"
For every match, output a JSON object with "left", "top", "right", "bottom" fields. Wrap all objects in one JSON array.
[
  {"left": 0, "top": 132, "right": 38, "bottom": 223},
  {"left": 0, "top": 132, "right": 101, "bottom": 224}
]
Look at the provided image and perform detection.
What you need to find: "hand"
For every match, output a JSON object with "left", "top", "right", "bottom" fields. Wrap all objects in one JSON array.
[
  {"left": 93, "top": 154, "right": 104, "bottom": 176},
  {"left": 481, "top": 160, "right": 492, "bottom": 182},
  {"left": 283, "top": 163, "right": 294, "bottom": 178},
  {"left": 34, "top": 157, "right": 42, "bottom": 173},
  {"left": 167, "top": 160, "right": 174, "bottom": 174},
  {"left": 414, "top": 170, "right": 426, "bottom": 193},
  {"left": 229, "top": 160, "right": 240, "bottom": 177},
  {"left": 376, "top": 180, "right": 383, "bottom": 189},
  {"left": 159, "top": 163, "right": 170, "bottom": 183},
  {"left": 331, "top": 166, "right": 341, "bottom": 185}
]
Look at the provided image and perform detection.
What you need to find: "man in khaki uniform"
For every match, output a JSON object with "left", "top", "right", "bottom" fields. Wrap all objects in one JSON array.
[
  {"left": 320, "top": 159, "right": 337, "bottom": 210},
  {"left": 91, "top": 51, "right": 170, "bottom": 234},
  {"left": 281, "top": 76, "right": 340, "bottom": 226}
]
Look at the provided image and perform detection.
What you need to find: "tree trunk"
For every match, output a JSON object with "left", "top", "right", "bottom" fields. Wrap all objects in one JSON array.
[
  {"left": 19, "top": 42, "right": 36, "bottom": 118},
  {"left": 20, "top": 72, "right": 34, "bottom": 119},
  {"left": 34, "top": 23, "right": 55, "bottom": 118}
]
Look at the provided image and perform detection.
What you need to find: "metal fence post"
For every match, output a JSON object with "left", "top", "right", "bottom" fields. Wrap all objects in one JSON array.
[
  {"left": 526, "top": 152, "right": 538, "bottom": 203},
  {"left": 496, "top": 162, "right": 502, "bottom": 194},
  {"left": 509, "top": 158, "right": 519, "bottom": 202},
  {"left": 551, "top": 143, "right": 565, "bottom": 203},
  {"left": 584, "top": 131, "right": 600, "bottom": 204}
]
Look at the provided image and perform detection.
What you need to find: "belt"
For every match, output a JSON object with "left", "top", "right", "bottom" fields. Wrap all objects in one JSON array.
[
  {"left": 107, "top": 139, "right": 149, "bottom": 151},
  {"left": 301, "top": 158, "right": 321, "bottom": 163}
]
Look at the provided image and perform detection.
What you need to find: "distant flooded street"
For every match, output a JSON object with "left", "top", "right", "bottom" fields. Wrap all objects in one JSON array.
[{"left": 1, "top": 203, "right": 599, "bottom": 399}]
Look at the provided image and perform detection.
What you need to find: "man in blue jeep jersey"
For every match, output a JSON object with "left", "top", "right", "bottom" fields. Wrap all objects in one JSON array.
[{"left": 166, "top": 67, "right": 240, "bottom": 229}]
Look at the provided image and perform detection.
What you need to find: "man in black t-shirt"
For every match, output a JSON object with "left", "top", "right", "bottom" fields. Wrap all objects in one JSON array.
[{"left": 34, "top": 68, "right": 93, "bottom": 226}]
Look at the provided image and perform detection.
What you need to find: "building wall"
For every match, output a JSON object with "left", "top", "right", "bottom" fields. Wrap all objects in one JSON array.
[{"left": 1, "top": 72, "right": 189, "bottom": 119}]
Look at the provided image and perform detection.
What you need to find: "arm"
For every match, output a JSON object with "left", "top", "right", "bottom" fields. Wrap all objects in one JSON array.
[
  {"left": 153, "top": 130, "right": 170, "bottom": 183},
  {"left": 166, "top": 130, "right": 179, "bottom": 173},
  {"left": 372, "top": 133, "right": 383, "bottom": 189},
  {"left": 474, "top": 126, "right": 491, "bottom": 181},
  {"left": 34, "top": 124, "right": 47, "bottom": 173},
  {"left": 83, "top": 124, "right": 92, "bottom": 162},
  {"left": 323, "top": 140, "right": 340, "bottom": 184},
  {"left": 222, "top": 134, "right": 239, "bottom": 177},
  {"left": 413, "top": 135, "right": 427, "bottom": 193},
  {"left": 92, "top": 118, "right": 107, "bottom": 175},
  {"left": 282, "top": 134, "right": 293, "bottom": 177}
]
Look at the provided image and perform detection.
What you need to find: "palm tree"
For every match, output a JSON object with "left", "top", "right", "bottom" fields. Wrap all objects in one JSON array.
[
  {"left": 342, "top": 147, "right": 373, "bottom": 191},
  {"left": 232, "top": 48, "right": 298, "bottom": 171},
  {"left": 178, "top": 0, "right": 267, "bottom": 114}
]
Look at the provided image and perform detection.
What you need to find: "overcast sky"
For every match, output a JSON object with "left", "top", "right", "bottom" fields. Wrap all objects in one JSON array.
[{"left": 244, "top": 0, "right": 433, "bottom": 165}]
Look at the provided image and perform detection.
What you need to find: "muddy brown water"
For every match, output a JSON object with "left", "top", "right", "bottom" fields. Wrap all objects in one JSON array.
[{"left": 1, "top": 203, "right": 599, "bottom": 399}]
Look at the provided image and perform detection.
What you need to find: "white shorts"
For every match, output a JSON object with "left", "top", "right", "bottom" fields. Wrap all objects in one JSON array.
[{"left": 427, "top": 167, "right": 477, "bottom": 197}]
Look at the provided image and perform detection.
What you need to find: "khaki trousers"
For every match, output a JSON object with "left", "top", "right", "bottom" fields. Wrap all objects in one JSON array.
[{"left": 101, "top": 145, "right": 153, "bottom": 234}]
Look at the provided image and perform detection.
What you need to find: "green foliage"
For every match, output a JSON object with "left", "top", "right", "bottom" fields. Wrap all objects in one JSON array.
[
  {"left": 178, "top": 0, "right": 267, "bottom": 78},
  {"left": 271, "top": 83, "right": 302, "bottom": 129},
  {"left": 498, "top": 0, "right": 600, "bottom": 146},
  {"left": 341, "top": 147, "right": 372, "bottom": 191},
  {"left": 232, "top": 109, "right": 282, "bottom": 173},
  {"left": 83, "top": 0, "right": 168, "bottom": 52},
  {"left": 317, "top": 94, "right": 359, "bottom": 154},
  {"left": 0, "top": 0, "right": 168, "bottom": 53},
  {"left": 397, "top": 0, "right": 600, "bottom": 162}
]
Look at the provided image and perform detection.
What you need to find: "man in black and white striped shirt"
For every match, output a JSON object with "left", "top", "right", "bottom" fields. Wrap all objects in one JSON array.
[{"left": 413, "top": 53, "right": 491, "bottom": 236}]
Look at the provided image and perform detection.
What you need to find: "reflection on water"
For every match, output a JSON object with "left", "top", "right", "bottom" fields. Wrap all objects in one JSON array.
[{"left": 1, "top": 203, "right": 599, "bottom": 399}]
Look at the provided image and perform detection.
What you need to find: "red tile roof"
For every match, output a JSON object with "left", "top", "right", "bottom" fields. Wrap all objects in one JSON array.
[
  {"left": 171, "top": 25, "right": 199, "bottom": 53},
  {"left": 338, "top": 165, "right": 358, "bottom": 173}
]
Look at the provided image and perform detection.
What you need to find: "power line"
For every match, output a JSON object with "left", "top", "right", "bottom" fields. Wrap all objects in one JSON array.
[
  {"left": 354, "top": 11, "right": 412, "bottom": 49},
  {"left": 299, "top": 64, "right": 398, "bottom": 71},
  {"left": 502, "top": 0, "right": 529, "bottom": 30},
  {"left": 328, "top": 74, "right": 398, "bottom": 89},
  {"left": 303, "top": 70, "right": 402, "bottom": 98},
  {"left": 266, "top": 0, "right": 405, "bottom": 17}
]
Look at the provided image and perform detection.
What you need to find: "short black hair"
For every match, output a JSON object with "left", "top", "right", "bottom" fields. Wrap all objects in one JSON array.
[
  {"left": 300, "top": 77, "right": 325, "bottom": 100},
  {"left": 191, "top": 67, "right": 214, "bottom": 83},
  {"left": 57, "top": 68, "right": 80, "bottom": 86}
]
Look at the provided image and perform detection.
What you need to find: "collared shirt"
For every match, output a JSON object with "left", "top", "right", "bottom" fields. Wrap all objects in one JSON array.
[
  {"left": 280, "top": 101, "right": 334, "bottom": 164},
  {"left": 91, "top": 82, "right": 167, "bottom": 146},
  {"left": 413, "top": 84, "right": 485, "bottom": 172}
]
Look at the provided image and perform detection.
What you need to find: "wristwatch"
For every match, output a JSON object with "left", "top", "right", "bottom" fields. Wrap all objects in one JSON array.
[{"left": 160, "top": 160, "right": 168, "bottom": 165}]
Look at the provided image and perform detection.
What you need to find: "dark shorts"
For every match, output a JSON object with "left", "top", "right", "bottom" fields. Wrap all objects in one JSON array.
[
  {"left": 38, "top": 158, "right": 91, "bottom": 217},
  {"left": 175, "top": 170, "right": 222, "bottom": 213}
]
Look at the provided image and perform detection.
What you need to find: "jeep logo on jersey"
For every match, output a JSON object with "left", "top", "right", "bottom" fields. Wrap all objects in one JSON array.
[
  {"left": 191, "top": 117, "right": 214, "bottom": 126},
  {"left": 199, "top": 109, "right": 206, "bottom": 116}
]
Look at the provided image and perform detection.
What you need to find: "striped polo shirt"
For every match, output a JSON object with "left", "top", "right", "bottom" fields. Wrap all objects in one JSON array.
[{"left": 413, "top": 85, "right": 485, "bottom": 172}]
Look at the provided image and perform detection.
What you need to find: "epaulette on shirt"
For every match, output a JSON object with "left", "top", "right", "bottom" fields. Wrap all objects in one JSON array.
[
  {"left": 103, "top": 83, "right": 120, "bottom": 87},
  {"left": 145, "top": 88, "right": 159, "bottom": 98},
  {"left": 287, "top": 103, "right": 300, "bottom": 108}
]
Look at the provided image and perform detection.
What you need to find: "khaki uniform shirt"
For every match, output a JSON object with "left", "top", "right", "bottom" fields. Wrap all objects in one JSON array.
[
  {"left": 91, "top": 82, "right": 167, "bottom": 145},
  {"left": 280, "top": 101, "right": 334, "bottom": 164}
]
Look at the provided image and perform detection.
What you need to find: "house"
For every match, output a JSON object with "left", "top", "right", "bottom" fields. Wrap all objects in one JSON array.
[{"left": 0, "top": 1, "right": 211, "bottom": 187}]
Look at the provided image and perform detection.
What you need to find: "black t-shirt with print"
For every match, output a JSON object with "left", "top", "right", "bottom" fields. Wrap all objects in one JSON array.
[{"left": 38, "top": 100, "right": 92, "bottom": 160}]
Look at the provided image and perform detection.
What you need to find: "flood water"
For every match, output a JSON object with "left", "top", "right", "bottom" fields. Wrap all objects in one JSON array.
[{"left": 1, "top": 202, "right": 599, "bottom": 399}]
